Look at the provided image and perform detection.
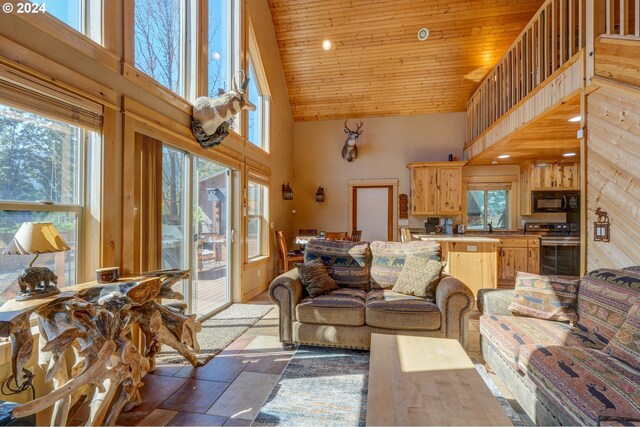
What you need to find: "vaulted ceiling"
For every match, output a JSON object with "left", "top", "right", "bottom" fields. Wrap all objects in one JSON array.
[{"left": 268, "top": 0, "right": 545, "bottom": 121}]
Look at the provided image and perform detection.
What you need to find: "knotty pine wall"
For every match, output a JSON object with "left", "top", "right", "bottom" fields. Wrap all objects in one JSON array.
[{"left": 586, "top": 85, "right": 640, "bottom": 269}]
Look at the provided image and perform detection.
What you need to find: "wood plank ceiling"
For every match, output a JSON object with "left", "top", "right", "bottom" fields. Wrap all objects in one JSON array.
[{"left": 268, "top": 0, "right": 545, "bottom": 121}]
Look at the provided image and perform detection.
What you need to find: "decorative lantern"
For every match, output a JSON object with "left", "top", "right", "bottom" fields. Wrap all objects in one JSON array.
[
  {"left": 282, "top": 183, "right": 293, "bottom": 200},
  {"left": 315, "top": 187, "right": 325, "bottom": 202}
]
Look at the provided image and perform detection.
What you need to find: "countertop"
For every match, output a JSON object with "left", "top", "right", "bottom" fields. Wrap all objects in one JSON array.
[{"left": 413, "top": 233, "right": 541, "bottom": 243}]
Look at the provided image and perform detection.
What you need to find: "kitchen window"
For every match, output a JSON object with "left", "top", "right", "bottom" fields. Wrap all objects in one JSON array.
[{"left": 466, "top": 185, "right": 510, "bottom": 231}]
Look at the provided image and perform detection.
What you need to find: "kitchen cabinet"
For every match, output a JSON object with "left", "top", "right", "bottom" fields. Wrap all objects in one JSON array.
[
  {"left": 497, "top": 237, "right": 540, "bottom": 288},
  {"left": 520, "top": 162, "right": 580, "bottom": 215},
  {"left": 408, "top": 162, "right": 466, "bottom": 216}
]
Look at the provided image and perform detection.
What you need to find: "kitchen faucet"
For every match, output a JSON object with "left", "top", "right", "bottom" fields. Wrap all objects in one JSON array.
[{"left": 488, "top": 222, "right": 493, "bottom": 233}]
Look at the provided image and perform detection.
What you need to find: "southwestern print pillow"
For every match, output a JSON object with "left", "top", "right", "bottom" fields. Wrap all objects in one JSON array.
[
  {"left": 508, "top": 272, "right": 579, "bottom": 322},
  {"left": 604, "top": 300, "right": 640, "bottom": 370}
]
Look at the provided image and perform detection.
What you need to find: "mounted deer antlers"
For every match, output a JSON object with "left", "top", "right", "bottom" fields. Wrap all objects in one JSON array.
[{"left": 342, "top": 120, "right": 364, "bottom": 162}]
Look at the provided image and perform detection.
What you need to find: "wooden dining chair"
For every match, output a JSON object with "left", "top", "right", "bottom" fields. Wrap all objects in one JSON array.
[
  {"left": 299, "top": 228, "right": 318, "bottom": 236},
  {"left": 324, "top": 231, "right": 349, "bottom": 241},
  {"left": 400, "top": 228, "right": 414, "bottom": 242},
  {"left": 276, "top": 230, "right": 304, "bottom": 274},
  {"left": 351, "top": 230, "right": 362, "bottom": 242}
]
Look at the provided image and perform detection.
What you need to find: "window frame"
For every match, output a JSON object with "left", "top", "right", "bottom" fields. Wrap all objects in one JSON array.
[
  {"left": 462, "top": 176, "right": 518, "bottom": 232},
  {"left": 244, "top": 20, "right": 271, "bottom": 153},
  {"left": 0, "top": 108, "right": 96, "bottom": 289},
  {"left": 42, "top": 0, "right": 103, "bottom": 45},
  {"left": 244, "top": 168, "right": 270, "bottom": 263}
]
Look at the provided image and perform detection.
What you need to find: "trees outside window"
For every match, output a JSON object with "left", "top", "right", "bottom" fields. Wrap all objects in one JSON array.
[
  {"left": 246, "top": 43, "right": 270, "bottom": 151},
  {"left": 208, "top": 0, "right": 232, "bottom": 96},
  {"left": 467, "top": 189, "right": 509, "bottom": 230},
  {"left": 0, "top": 104, "right": 91, "bottom": 303},
  {"left": 135, "top": 0, "right": 185, "bottom": 96},
  {"left": 247, "top": 180, "right": 268, "bottom": 259}
]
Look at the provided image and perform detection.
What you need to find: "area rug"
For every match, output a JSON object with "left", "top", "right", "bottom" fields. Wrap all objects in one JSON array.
[
  {"left": 155, "top": 303, "right": 273, "bottom": 365},
  {"left": 253, "top": 346, "right": 369, "bottom": 426},
  {"left": 253, "top": 347, "right": 525, "bottom": 426}
]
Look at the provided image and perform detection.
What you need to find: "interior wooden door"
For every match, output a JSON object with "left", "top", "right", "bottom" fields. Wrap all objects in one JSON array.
[{"left": 353, "top": 186, "right": 393, "bottom": 242}]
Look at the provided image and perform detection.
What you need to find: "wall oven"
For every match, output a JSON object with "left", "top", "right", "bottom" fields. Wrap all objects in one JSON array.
[
  {"left": 532, "top": 191, "right": 580, "bottom": 213},
  {"left": 526, "top": 222, "right": 581, "bottom": 277}
]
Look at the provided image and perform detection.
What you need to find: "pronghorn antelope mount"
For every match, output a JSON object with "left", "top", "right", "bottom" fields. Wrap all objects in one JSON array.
[
  {"left": 191, "top": 71, "right": 257, "bottom": 148},
  {"left": 342, "top": 120, "right": 364, "bottom": 162}
]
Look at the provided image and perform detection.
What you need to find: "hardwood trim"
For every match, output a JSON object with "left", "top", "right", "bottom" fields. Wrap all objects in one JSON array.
[
  {"left": 0, "top": 36, "right": 118, "bottom": 108},
  {"left": 101, "top": 107, "right": 118, "bottom": 268},
  {"left": 122, "top": 0, "right": 135, "bottom": 64},
  {"left": 102, "top": 0, "right": 118, "bottom": 55},
  {"left": 122, "top": 64, "right": 193, "bottom": 115},
  {"left": 5, "top": 0, "right": 120, "bottom": 72}
]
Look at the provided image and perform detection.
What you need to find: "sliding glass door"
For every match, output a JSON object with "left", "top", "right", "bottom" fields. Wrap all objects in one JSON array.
[{"left": 161, "top": 145, "right": 231, "bottom": 318}]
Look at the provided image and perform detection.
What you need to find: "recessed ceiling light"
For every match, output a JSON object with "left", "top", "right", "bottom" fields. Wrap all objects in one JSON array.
[
  {"left": 497, "top": 154, "right": 510, "bottom": 159},
  {"left": 322, "top": 40, "right": 332, "bottom": 50},
  {"left": 418, "top": 28, "right": 430, "bottom": 41},
  {"left": 563, "top": 152, "right": 577, "bottom": 157},
  {"left": 491, "top": 161, "right": 498, "bottom": 164},
  {"left": 568, "top": 115, "right": 581, "bottom": 122}
]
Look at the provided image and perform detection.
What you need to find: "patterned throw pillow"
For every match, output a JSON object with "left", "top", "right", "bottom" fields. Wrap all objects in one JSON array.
[
  {"left": 604, "top": 301, "right": 640, "bottom": 370},
  {"left": 508, "top": 272, "right": 579, "bottom": 322},
  {"left": 369, "top": 241, "right": 440, "bottom": 290},
  {"left": 304, "top": 239, "right": 371, "bottom": 290},
  {"left": 295, "top": 259, "right": 338, "bottom": 298},
  {"left": 391, "top": 254, "right": 445, "bottom": 301}
]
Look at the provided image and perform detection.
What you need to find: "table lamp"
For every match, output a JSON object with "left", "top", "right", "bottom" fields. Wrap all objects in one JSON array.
[{"left": 3, "top": 222, "right": 70, "bottom": 301}]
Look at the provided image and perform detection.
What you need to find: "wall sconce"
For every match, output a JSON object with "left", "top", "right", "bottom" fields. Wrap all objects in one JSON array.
[
  {"left": 282, "top": 183, "right": 293, "bottom": 200},
  {"left": 594, "top": 208, "right": 610, "bottom": 242},
  {"left": 315, "top": 186, "right": 325, "bottom": 202}
]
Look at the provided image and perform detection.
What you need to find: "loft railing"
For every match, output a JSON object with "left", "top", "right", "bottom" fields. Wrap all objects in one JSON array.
[
  {"left": 603, "top": 0, "right": 639, "bottom": 36},
  {"left": 466, "top": 0, "right": 587, "bottom": 143}
]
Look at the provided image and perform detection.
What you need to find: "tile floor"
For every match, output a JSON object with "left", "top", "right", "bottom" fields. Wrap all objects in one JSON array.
[{"left": 72, "top": 293, "right": 532, "bottom": 426}]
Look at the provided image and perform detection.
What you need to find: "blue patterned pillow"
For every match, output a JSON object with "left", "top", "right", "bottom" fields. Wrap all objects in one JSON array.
[{"left": 304, "top": 239, "right": 371, "bottom": 290}]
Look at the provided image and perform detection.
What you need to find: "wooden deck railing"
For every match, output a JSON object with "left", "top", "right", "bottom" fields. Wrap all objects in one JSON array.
[
  {"left": 466, "top": 0, "right": 587, "bottom": 143},
  {"left": 603, "top": 0, "right": 639, "bottom": 36}
]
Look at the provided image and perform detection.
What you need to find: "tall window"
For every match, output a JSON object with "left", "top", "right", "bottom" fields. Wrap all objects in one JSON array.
[
  {"left": 0, "top": 104, "right": 93, "bottom": 303},
  {"left": 247, "top": 180, "right": 268, "bottom": 259},
  {"left": 46, "top": 0, "right": 102, "bottom": 43},
  {"left": 246, "top": 50, "right": 270, "bottom": 151},
  {"left": 134, "top": 0, "right": 186, "bottom": 96},
  {"left": 208, "top": 0, "right": 232, "bottom": 96},
  {"left": 467, "top": 188, "right": 509, "bottom": 230}
]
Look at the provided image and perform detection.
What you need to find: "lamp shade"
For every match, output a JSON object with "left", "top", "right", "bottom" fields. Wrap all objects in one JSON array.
[{"left": 3, "top": 222, "right": 70, "bottom": 255}]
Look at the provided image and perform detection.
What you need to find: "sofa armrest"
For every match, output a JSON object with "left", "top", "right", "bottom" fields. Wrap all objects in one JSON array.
[
  {"left": 268, "top": 268, "right": 304, "bottom": 345},
  {"left": 435, "top": 275, "right": 474, "bottom": 344},
  {"left": 477, "top": 288, "right": 515, "bottom": 316}
]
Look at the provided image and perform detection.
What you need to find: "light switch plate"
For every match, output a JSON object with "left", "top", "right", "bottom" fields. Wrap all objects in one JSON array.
[{"left": 467, "top": 245, "right": 478, "bottom": 252}]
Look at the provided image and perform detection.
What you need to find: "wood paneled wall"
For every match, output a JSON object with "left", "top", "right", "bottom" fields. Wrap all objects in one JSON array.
[{"left": 586, "top": 84, "right": 640, "bottom": 269}]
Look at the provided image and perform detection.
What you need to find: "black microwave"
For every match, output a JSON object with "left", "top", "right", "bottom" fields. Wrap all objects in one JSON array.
[{"left": 532, "top": 191, "right": 580, "bottom": 213}]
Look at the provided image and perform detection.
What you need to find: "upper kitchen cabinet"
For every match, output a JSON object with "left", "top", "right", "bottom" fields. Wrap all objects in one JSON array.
[
  {"left": 520, "top": 162, "right": 580, "bottom": 215},
  {"left": 408, "top": 162, "right": 466, "bottom": 215}
]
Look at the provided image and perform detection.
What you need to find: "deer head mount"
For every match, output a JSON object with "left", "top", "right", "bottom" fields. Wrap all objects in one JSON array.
[
  {"left": 191, "top": 71, "right": 257, "bottom": 148},
  {"left": 342, "top": 120, "right": 364, "bottom": 162}
]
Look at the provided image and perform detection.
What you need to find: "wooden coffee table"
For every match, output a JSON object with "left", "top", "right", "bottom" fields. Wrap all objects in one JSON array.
[{"left": 366, "top": 334, "right": 513, "bottom": 426}]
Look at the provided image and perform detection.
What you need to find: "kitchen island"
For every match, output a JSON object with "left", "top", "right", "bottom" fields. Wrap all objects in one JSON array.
[{"left": 413, "top": 233, "right": 542, "bottom": 295}]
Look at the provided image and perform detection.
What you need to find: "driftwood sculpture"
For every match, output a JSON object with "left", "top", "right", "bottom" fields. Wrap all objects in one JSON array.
[
  {"left": 0, "top": 269, "right": 201, "bottom": 426},
  {"left": 191, "top": 71, "right": 256, "bottom": 148}
]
